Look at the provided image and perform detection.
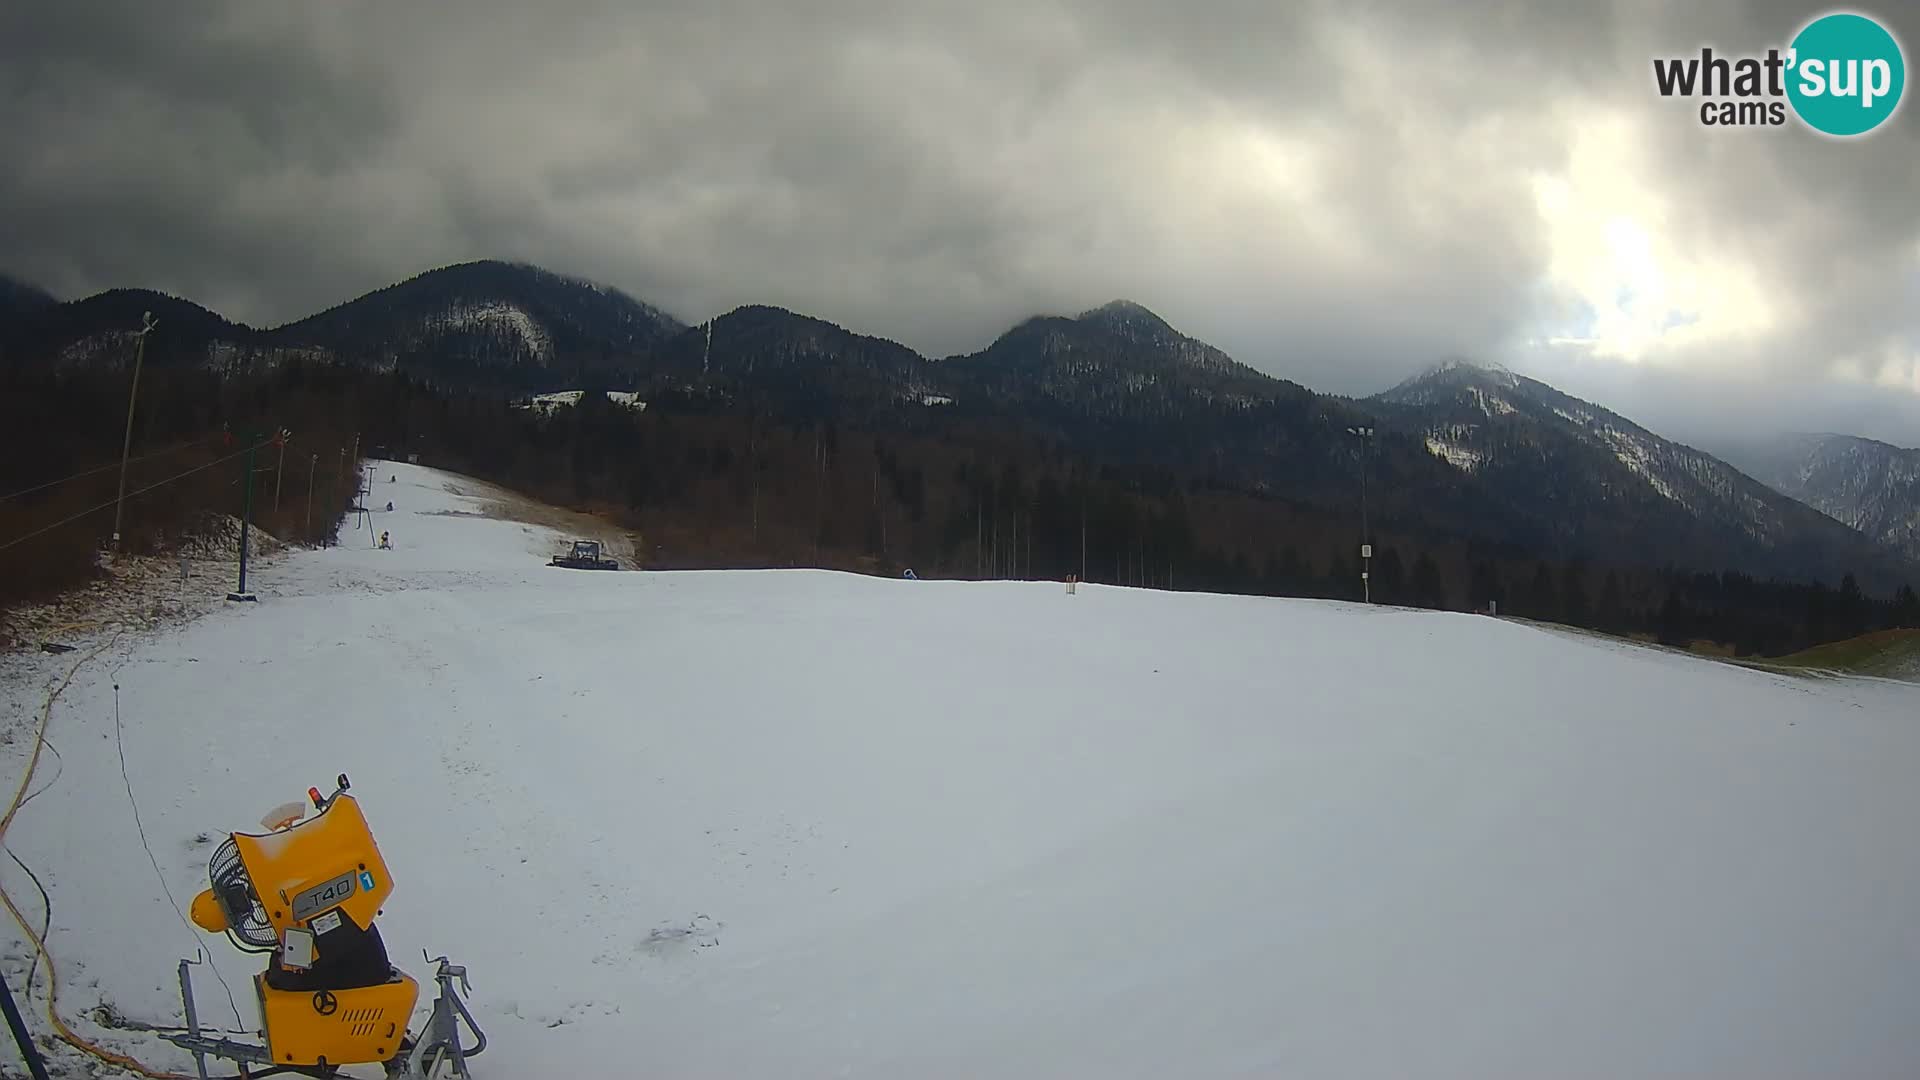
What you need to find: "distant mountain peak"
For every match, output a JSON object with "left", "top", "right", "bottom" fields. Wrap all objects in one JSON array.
[
  {"left": 1077, "top": 299, "right": 1175, "bottom": 338},
  {"left": 1081, "top": 298, "right": 1161, "bottom": 319},
  {"left": 1361, "top": 362, "right": 1919, "bottom": 586},
  {"left": 476, "top": 258, "right": 645, "bottom": 297},
  {"left": 1379, "top": 356, "right": 1521, "bottom": 401},
  {"left": 1734, "top": 432, "right": 1920, "bottom": 560},
  {"left": 334, "top": 259, "right": 686, "bottom": 332},
  {"left": 720, "top": 303, "right": 805, "bottom": 321},
  {"left": 1419, "top": 355, "right": 1515, "bottom": 380}
]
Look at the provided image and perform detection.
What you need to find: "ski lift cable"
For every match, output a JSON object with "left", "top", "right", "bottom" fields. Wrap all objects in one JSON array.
[
  {"left": 0, "top": 437, "right": 213, "bottom": 503},
  {"left": 0, "top": 440, "right": 267, "bottom": 556}
]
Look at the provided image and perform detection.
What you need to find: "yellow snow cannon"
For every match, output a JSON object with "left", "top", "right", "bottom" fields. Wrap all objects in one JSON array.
[{"left": 165, "top": 774, "right": 486, "bottom": 1078}]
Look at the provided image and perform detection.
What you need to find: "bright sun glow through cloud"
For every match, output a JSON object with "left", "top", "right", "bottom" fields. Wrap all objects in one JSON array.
[{"left": 1528, "top": 111, "right": 1778, "bottom": 367}]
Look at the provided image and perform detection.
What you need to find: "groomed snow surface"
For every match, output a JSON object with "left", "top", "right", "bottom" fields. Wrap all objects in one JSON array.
[{"left": 5, "top": 463, "right": 1920, "bottom": 1077}]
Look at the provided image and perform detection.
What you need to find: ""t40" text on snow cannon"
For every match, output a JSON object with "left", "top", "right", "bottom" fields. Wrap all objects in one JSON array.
[{"left": 165, "top": 774, "right": 487, "bottom": 1078}]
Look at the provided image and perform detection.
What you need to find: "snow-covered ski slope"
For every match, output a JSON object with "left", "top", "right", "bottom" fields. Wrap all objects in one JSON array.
[{"left": 6, "top": 462, "right": 1920, "bottom": 1078}]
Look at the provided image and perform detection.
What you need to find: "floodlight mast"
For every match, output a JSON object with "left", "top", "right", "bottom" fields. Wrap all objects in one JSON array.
[{"left": 1347, "top": 425, "right": 1374, "bottom": 603}]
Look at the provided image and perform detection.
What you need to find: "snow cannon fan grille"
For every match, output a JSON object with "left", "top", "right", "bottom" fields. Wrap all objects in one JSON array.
[{"left": 209, "top": 836, "right": 277, "bottom": 952}]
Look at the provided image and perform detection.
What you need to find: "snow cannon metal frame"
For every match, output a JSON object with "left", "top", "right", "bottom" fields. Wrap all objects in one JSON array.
[{"left": 165, "top": 774, "right": 487, "bottom": 1078}]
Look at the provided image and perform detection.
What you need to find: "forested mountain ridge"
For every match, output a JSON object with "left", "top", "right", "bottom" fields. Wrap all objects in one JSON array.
[
  {"left": 1366, "top": 359, "right": 1909, "bottom": 590},
  {"left": 1727, "top": 433, "right": 1920, "bottom": 561},
  {"left": 0, "top": 261, "right": 683, "bottom": 392},
  {"left": 273, "top": 260, "right": 684, "bottom": 386},
  {"left": 4, "top": 259, "right": 1915, "bottom": 604}
]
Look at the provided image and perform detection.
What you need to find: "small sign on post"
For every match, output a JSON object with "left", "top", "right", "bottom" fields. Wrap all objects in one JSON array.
[{"left": 1360, "top": 544, "right": 1372, "bottom": 559}]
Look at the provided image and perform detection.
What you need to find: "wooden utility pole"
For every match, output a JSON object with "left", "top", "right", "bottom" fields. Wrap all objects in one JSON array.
[
  {"left": 110, "top": 311, "right": 158, "bottom": 551},
  {"left": 305, "top": 453, "right": 318, "bottom": 538},
  {"left": 273, "top": 430, "right": 288, "bottom": 512}
]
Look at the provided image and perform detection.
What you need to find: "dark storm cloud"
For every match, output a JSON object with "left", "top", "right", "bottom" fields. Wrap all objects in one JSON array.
[
  {"left": 1, "top": 0, "right": 1915, "bottom": 448},
  {"left": 0, "top": 4, "right": 408, "bottom": 322}
]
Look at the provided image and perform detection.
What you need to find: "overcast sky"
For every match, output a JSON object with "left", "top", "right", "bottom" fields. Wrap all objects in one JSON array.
[{"left": 3, "top": 1, "right": 1916, "bottom": 450}]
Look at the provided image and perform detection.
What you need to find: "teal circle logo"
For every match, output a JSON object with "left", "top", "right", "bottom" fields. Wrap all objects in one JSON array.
[{"left": 1786, "top": 12, "right": 1906, "bottom": 136}]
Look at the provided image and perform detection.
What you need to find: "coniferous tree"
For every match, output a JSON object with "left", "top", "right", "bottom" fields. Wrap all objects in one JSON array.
[
  {"left": 1890, "top": 584, "right": 1920, "bottom": 629},
  {"left": 1561, "top": 561, "right": 1591, "bottom": 627},
  {"left": 1411, "top": 553, "right": 1448, "bottom": 610},
  {"left": 1374, "top": 547, "right": 1406, "bottom": 604},
  {"left": 1838, "top": 573, "right": 1867, "bottom": 638},
  {"left": 1527, "top": 561, "right": 1559, "bottom": 621},
  {"left": 1597, "top": 570, "right": 1627, "bottom": 631},
  {"left": 1657, "top": 586, "right": 1691, "bottom": 646},
  {"left": 1468, "top": 561, "right": 1505, "bottom": 613}
]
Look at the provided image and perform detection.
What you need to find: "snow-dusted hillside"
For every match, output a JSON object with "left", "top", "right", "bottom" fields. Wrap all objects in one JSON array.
[
  {"left": 273, "top": 262, "right": 684, "bottom": 380},
  {"left": 1379, "top": 359, "right": 1780, "bottom": 529},
  {"left": 1367, "top": 360, "right": 1918, "bottom": 593},
  {"left": 5, "top": 463, "right": 1920, "bottom": 1077},
  {"left": 516, "top": 389, "right": 649, "bottom": 414},
  {"left": 1738, "top": 433, "right": 1920, "bottom": 561}
]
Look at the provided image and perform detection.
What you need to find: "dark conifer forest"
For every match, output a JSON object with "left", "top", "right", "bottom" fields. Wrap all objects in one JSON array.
[{"left": 6, "top": 358, "right": 1915, "bottom": 658}]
